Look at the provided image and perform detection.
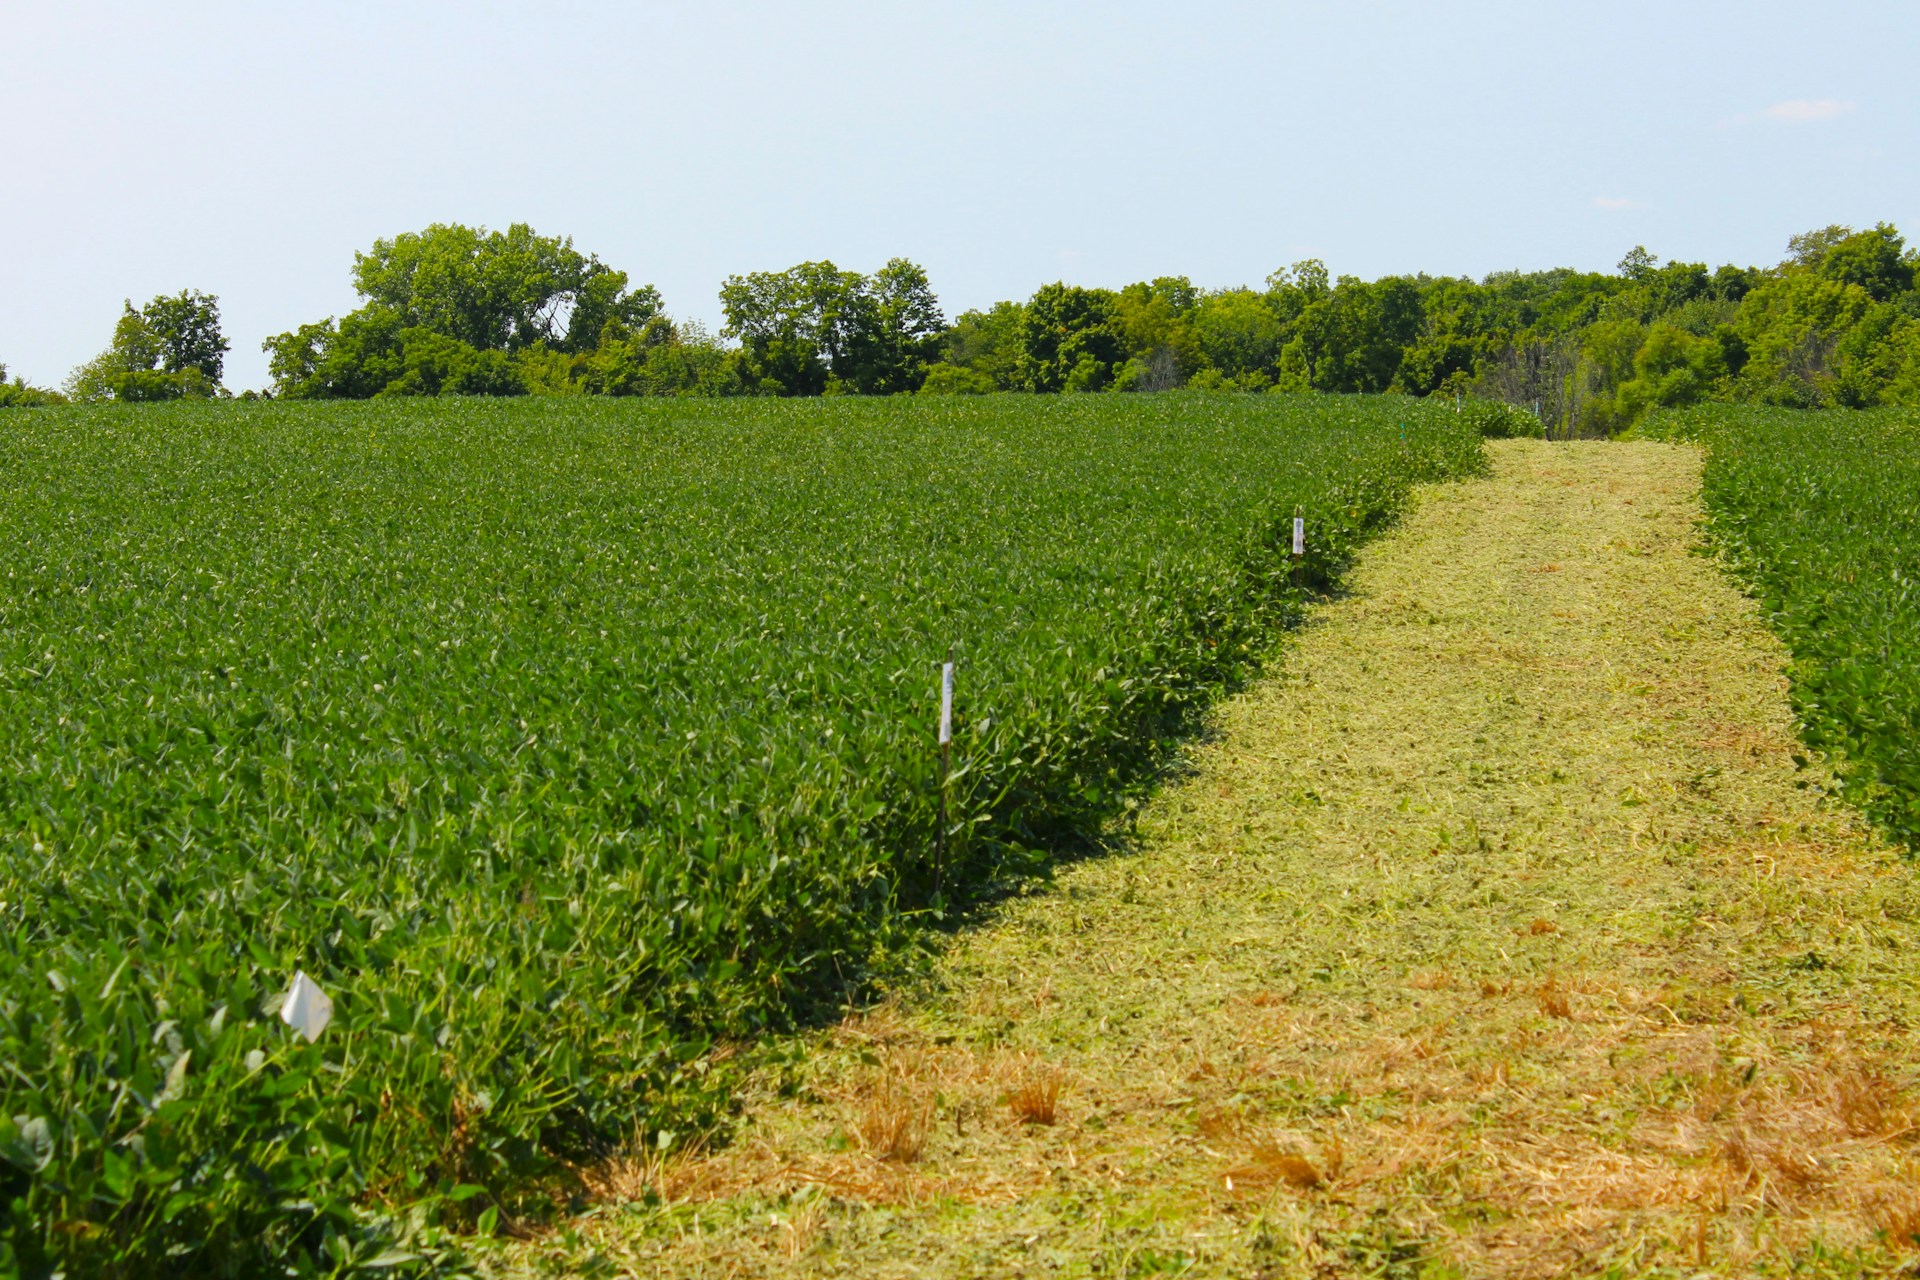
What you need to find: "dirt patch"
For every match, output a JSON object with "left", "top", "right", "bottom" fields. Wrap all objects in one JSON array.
[{"left": 492, "top": 442, "right": 1920, "bottom": 1278}]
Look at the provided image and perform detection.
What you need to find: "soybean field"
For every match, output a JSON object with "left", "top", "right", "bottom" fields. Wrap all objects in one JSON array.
[
  {"left": 1647, "top": 404, "right": 1920, "bottom": 851},
  {"left": 0, "top": 393, "right": 1483, "bottom": 1276}
]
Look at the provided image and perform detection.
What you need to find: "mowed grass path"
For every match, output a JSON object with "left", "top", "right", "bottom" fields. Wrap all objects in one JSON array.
[{"left": 500, "top": 441, "right": 1920, "bottom": 1279}]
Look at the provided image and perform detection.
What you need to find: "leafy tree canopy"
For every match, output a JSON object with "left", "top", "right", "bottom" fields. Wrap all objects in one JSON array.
[
  {"left": 226, "top": 212, "right": 1920, "bottom": 431},
  {"left": 0, "top": 361, "right": 66, "bottom": 408},
  {"left": 65, "top": 291, "right": 226, "bottom": 403},
  {"left": 352, "top": 223, "right": 660, "bottom": 354},
  {"left": 265, "top": 223, "right": 690, "bottom": 400},
  {"left": 720, "top": 258, "right": 944, "bottom": 395}
]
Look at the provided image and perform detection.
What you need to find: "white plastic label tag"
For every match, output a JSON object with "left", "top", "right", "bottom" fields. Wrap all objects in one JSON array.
[
  {"left": 939, "top": 662, "right": 954, "bottom": 746},
  {"left": 1292, "top": 517, "right": 1305, "bottom": 557},
  {"left": 281, "top": 971, "right": 334, "bottom": 1043}
]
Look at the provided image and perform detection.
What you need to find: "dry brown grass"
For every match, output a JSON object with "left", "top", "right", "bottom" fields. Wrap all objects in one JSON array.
[
  {"left": 1006, "top": 1064, "right": 1063, "bottom": 1126},
  {"left": 574, "top": 1131, "right": 719, "bottom": 1206},
  {"left": 857, "top": 1080, "right": 930, "bottom": 1162},
  {"left": 1869, "top": 1186, "right": 1920, "bottom": 1249}
]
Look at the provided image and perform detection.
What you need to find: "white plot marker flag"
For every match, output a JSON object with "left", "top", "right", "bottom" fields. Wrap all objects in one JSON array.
[
  {"left": 1292, "top": 515, "right": 1305, "bottom": 557},
  {"left": 939, "top": 661, "right": 955, "bottom": 746},
  {"left": 281, "top": 971, "right": 334, "bottom": 1043}
]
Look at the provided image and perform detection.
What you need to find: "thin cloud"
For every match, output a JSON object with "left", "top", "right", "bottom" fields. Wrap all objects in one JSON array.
[
  {"left": 1723, "top": 98, "right": 1857, "bottom": 127},
  {"left": 1763, "top": 98, "right": 1856, "bottom": 122},
  {"left": 1593, "top": 197, "right": 1645, "bottom": 211}
]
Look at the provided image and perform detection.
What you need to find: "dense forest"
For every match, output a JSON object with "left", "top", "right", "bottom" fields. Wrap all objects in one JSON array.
[{"left": 9, "top": 220, "right": 1920, "bottom": 435}]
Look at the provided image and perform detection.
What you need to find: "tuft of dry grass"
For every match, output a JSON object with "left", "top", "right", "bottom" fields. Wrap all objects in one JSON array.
[
  {"left": 1870, "top": 1188, "right": 1920, "bottom": 1249},
  {"left": 1834, "top": 1065, "right": 1908, "bottom": 1139},
  {"left": 857, "top": 1081, "right": 930, "bottom": 1162},
  {"left": 1223, "top": 1135, "right": 1344, "bottom": 1197},
  {"left": 1006, "top": 1064, "right": 1062, "bottom": 1126},
  {"left": 575, "top": 1131, "right": 718, "bottom": 1206}
]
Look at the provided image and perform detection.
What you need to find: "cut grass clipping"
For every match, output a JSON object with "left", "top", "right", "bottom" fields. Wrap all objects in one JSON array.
[{"left": 0, "top": 393, "right": 1481, "bottom": 1276}]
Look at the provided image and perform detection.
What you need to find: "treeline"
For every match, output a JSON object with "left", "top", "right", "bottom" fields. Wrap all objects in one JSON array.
[
  {"left": 260, "top": 227, "right": 946, "bottom": 400},
  {"left": 10, "top": 220, "right": 1920, "bottom": 433}
]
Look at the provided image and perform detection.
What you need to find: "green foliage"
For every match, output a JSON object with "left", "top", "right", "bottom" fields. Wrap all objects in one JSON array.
[
  {"left": 1604, "top": 322, "right": 1729, "bottom": 425},
  {"left": 1186, "top": 290, "right": 1282, "bottom": 389},
  {"left": 267, "top": 225, "right": 669, "bottom": 400},
  {"left": 65, "top": 293, "right": 227, "bottom": 403},
  {"left": 916, "top": 362, "right": 997, "bottom": 395},
  {"left": 859, "top": 259, "right": 947, "bottom": 394},
  {"left": 253, "top": 216, "right": 1920, "bottom": 425},
  {"left": 1019, "top": 284, "right": 1124, "bottom": 392},
  {"left": 719, "top": 258, "right": 944, "bottom": 395},
  {"left": 1644, "top": 405, "right": 1920, "bottom": 850},
  {"left": 1282, "top": 275, "right": 1426, "bottom": 393},
  {"left": 934, "top": 222, "right": 1920, "bottom": 435},
  {"left": 941, "top": 302, "right": 1027, "bottom": 391},
  {"left": 352, "top": 223, "right": 658, "bottom": 354},
  {"left": 572, "top": 319, "right": 746, "bottom": 398},
  {"left": 0, "top": 363, "right": 65, "bottom": 408},
  {"left": 1729, "top": 271, "right": 1876, "bottom": 407},
  {"left": 379, "top": 330, "right": 527, "bottom": 398},
  {"left": 141, "top": 290, "right": 230, "bottom": 384},
  {"left": 1456, "top": 398, "right": 1544, "bottom": 438},
  {"left": 0, "top": 394, "right": 1483, "bottom": 1275},
  {"left": 1813, "top": 223, "right": 1917, "bottom": 303}
]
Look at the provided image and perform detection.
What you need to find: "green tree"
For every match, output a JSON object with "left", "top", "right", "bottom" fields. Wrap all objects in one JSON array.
[
  {"left": 352, "top": 223, "right": 659, "bottom": 353},
  {"left": 66, "top": 294, "right": 224, "bottom": 402},
  {"left": 1111, "top": 277, "right": 1197, "bottom": 390},
  {"left": 1185, "top": 289, "right": 1283, "bottom": 386},
  {"left": 266, "top": 224, "right": 666, "bottom": 398},
  {"left": 579, "top": 318, "right": 748, "bottom": 397},
  {"left": 850, "top": 258, "right": 946, "bottom": 393},
  {"left": 719, "top": 260, "right": 862, "bottom": 395},
  {"left": 917, "top": 362, "right": 998, "bottom": 394},
  {"left": 1281, "top": 276, "right": 1424, "bottom": 393},
  {"left": 1732, "top": 271, "right": 1876, "bottom": 407},
  {"left": 1617, "top": 246, "right": 1660, "bottom": 281},
  {"left": 377, "top": 330, "right": 527, "bottom": 397},
  {"left": 1018, "top": 283, "right": 1122, "bottom": 392},
  {"left": 1787, "top": 225, "right": 1852, "bottom": 268},
  {"left": 141, "top": 289, "right": 229, "bottom": 382},
  {"left": 1611, "top": 322, "right": 1727, "bottom": 422},
  {"left": 263, "top": 306, "right": 408, "bottom": 399},
  {"left": 1815, "top": 223, "right": 1917, "bottom": 302},
  {"left": 942, "top": 301, "right": 1028, "bottom": 389},
  {"left": 720, "top": 258, "right": 946, "bottom": 395},
  {"left": 0, "top": 362, "right": 66, "bottom": 407}
]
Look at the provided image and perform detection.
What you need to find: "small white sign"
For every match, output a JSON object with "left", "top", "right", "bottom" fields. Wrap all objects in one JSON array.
[
  {"left": 281, "top": 971, "right": 334, "bottom": 1043},
  {"left": 939, "top": 662, "right": 954, "bottom": 746},
  {"left": 1292, "top": 517, "right": 1305, "bottom": 557}
]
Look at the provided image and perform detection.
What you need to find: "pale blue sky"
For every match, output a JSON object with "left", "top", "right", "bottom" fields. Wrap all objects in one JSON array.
[{"left": 4, "top": 1, "right": 1914, "bottom": 392}]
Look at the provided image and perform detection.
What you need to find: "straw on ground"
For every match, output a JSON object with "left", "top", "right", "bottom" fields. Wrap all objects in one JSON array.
[{"left": 497, "top": 440, "right": 1920, "bottom": 1279}]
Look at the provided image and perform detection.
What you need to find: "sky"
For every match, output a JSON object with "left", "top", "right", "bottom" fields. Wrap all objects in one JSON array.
[{"left": 3, "top": 0, "right": 1915, "bottom": 393}]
